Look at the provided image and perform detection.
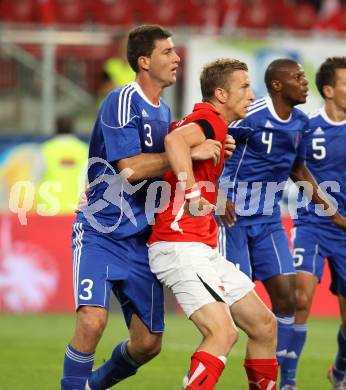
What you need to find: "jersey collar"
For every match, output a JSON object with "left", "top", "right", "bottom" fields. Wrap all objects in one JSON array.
[{"left": 193, "top": 102, "right": 221, "bottom": 115}]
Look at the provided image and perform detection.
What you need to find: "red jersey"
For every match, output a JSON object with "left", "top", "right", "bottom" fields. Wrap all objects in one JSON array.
[{"left": 148, "top": 102, "right": 227, "bottom": 248}]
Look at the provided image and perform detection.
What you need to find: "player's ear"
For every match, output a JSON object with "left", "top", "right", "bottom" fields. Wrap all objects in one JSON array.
[
  {"left": 138, "top": 56, "right": 150, "bottom": 71},
  {"left": 271, "top": 79, "right": 281, "bottom": 92},
  {"left": 322, "top": 85, "right": 333, "bottom": 99},
  {"left": 215, "top": 87, "right": 227, "bottom": 103}
]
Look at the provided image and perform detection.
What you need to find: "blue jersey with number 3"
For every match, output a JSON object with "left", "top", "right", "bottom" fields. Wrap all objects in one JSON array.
[
  {"left": 78, "top": 82, "right": 171, "bottom": 238},
  {"left": 220, "top": 95, "right": 309, "bottom": 225}
]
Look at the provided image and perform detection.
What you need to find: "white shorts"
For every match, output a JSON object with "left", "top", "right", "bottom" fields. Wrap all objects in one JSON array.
[{"left": 148, "top": 241, "right": 255, "bottom": 318}]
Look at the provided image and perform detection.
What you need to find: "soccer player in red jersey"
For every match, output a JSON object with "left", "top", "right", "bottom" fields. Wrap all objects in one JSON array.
[{"left": 148, "top": 59, "right": 278, "bottom": 389}]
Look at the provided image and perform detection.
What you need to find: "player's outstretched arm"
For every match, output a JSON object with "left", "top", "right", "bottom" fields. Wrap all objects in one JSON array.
[
  {"left": 116, "top": 139, "right": 223, "bottom": 182},
  {"left": 290, "top": 160, "right": 346, "bottom": 231}
]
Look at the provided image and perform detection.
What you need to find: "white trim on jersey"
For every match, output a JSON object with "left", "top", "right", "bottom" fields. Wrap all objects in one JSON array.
[
  {"left": 248, "top": 96, "right": 266, "bottom": 110},
  {"left": 265, "top": 95, "right": 292, "bottom": 123},
  {"left": 270, "top": 233, "right": 282, "bottom": 274},
  {"left": 132, "top": 81, "right": 161, "bottom": 108},
  {"left": 321, "top": 106, "right": 346, "bottom": 126},
  {"left": 73, "top": 223, "right": 84, "bottom": 307},
  {"left": 118, "top": 84, "right": 135, "bottom": 126},
  {"left": 312, "top": 244, "right": 319, "bottom": 275}
]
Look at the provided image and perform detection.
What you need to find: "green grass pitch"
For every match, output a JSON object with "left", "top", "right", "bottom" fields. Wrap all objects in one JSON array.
[{"left": 0, "top": 313, "right": 339, "bottom": 389}]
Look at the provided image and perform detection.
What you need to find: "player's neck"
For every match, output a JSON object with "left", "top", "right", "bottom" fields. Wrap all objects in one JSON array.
[
  {"left": 271, "top": 95, "right": 292, "bottom": 120},
  {"left": 136, "top": 75, "right": 163, "bottom": 105},
  {"left": 324, "top": 102, "right": 346, "bottom": 122}
]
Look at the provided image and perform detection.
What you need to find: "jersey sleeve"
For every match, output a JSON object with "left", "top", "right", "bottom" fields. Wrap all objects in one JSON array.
[
  {"left": 228, "top": 116, "right": 255, "bottom": 142},
  {"left": 100, "top": 91, "right": 141, "bottom": 163}
]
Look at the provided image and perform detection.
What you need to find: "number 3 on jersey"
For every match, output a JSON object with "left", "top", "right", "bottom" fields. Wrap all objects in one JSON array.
[
  {"left": 79, "top": 278, "right": 93, "bottom": 300},
  {"left": 144, "top": 123, "right": 153, "bottom": 147}
]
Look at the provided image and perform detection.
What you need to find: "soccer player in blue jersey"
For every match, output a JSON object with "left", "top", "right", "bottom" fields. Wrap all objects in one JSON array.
[
  {"left": 217, "top": 58, "right": 346, "bottom": 390},
  {"left": 60, "top": 25, "right": 226, "bottom": 390},
  {"left": 289, "top": 57, "right": 346, "bottom": 390}
]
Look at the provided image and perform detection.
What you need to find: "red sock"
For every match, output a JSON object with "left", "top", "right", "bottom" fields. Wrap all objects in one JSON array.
[
  {"left": 244, "top": 358, "right": 278, "bottom": 390},
  {"left": 186, "top": 351, "right": 225, "bottom": 390}
]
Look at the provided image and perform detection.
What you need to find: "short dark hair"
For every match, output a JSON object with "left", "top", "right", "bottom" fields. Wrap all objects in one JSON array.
[
  {"left": 200, "top": 58, "right": 248, "bottom": 101},
  {"left": 315, "top": 57, "right": 346, "bottom": 98},
  {"left": 264, "top": 58, "right": 298, "bottom": 90},
  {"left": 127, "top": 25, "right": 172, "bottom": 72}
]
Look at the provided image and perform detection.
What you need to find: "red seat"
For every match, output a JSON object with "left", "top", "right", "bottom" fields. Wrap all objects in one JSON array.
[
  {"left": 181, "top": 0, "right": 221, "bottom": 33},
  {"left": 55, "top": 0, "right": 88, "bottom": 25},
  {"left": 139, "top": 0, "right": 181, "bottom": 27},
  {"left": 280, "top": 2, "right": 317, "bottom": 30},
  {"left": 0, "top": 0, "right": 36, "bottom": 23},
  {"left": 237, "top": 0, "right": 273, "bottom": 30},
  {"left": 89, "top": 0, "right": 134, "bottom": 26}
]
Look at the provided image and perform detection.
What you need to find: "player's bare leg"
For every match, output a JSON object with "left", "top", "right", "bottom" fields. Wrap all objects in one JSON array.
[
  {"left": 184, "top": 301, "right": 238, "bottom": 389},
  {"left": 87, "top": 313, "right": 162, "bottom": 390},
  {"left": 71, "top": 307, "right": 109, "bottom": 352},
  {"left": 231, "top": 290, "right": 278, "bottom": 389},
  {"left": 61, "top": 307, "right": 108, "bottom": 390}
]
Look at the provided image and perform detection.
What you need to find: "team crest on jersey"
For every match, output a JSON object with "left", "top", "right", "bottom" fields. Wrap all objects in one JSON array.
[{"left": 313, "top": 126, "right": 324, "bottom": 135}]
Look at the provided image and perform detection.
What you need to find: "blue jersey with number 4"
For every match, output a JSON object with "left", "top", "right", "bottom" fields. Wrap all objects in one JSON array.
[
  {"left": 296, "top": 107, "right": 346, "bottom": 229},
  {"left": 220, "top": 95, "right": 309, "bottom": 225},
  {"left": 78, "top": 82, "right": 171, "bottom": 238}
]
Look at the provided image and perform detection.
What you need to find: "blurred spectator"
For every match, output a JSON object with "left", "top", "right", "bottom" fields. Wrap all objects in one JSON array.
[
  {"left": 316, "top": 0, "right": 346, "bottom": 31},
  {"left": 35, "top": 115, "right": 88, "bottom": 215},
  {"left": 99, "top": 33, "right": 135, "bottom": 98},
  {"left": 220, "top": 0, "right": 242, "bottom": 34}
]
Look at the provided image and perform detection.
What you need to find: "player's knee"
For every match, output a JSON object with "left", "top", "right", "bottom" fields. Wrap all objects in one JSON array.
[
  {"left": 207, "top": 317, "right": 239, "bottom": 353},
  {"left": 133, "top": 333, "right": 162, "bottom": 358},
  {"left": 296, "top": 288, "right": 311, "bottom": 312},
  {"left": 272, "top": 290, "right": 296, "bottom": 314},
  {"left": 78, "top": 311, "right": 107, "bottom": 340},
  {"left": 248, "top": 310, "right": 277, "bottom": 344}
]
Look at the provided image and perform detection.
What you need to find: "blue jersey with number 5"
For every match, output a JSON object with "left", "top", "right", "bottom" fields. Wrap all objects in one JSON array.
[
  {"left": 296, "top": 107, "right": 346, "bottom": 228},
  {"left": 220, "top": 95, "right": 309, "bottom": 225},
  {"left": 78, "top": 82, "right": 171, "bottom": 238}
]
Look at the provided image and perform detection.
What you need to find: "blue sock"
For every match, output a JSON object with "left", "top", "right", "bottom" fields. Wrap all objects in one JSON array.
[
  {"left": 275, "top": 314, "right": 295, "bottom": 367},
  {"left": 88, "top": 340, "right": 140, "bottom": 390},
  {"left": 61, "top": 344, "right": 95, "bottom": 390},
  {"left": 280, "top": 323, "right": 307, "bottom": 387},
  {"left": 333, "top": 327, "right": 346, "bottom": 381}
]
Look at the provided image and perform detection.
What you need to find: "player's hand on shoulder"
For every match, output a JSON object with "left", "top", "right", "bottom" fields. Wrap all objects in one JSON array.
[
  {"left": 224, "top": 135, "right": 236, "bottom": 160},
  {"left": 191, "top": 139, "right": 221, "bottom": 165},
  {"left": 184, "top": 196, "right": 215, "bottom": 217},
  {"left": 215, "top": 199, "right": 237, "bottom": 228}
]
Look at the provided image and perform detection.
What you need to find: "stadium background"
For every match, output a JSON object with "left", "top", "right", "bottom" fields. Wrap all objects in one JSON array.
[{"left": 0, "top": 1, "right": 345, "bottom": 388}]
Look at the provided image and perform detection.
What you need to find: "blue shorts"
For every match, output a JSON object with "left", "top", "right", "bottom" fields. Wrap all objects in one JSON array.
[
  {"left": 218, "top": 222, "right": 294, "bottom": 281},
  {"left": 72, "top": 222, "right": 164, "bottom": 332},
  {"left": 293, "top": 223, "right": 346, "bottom": 297}
]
